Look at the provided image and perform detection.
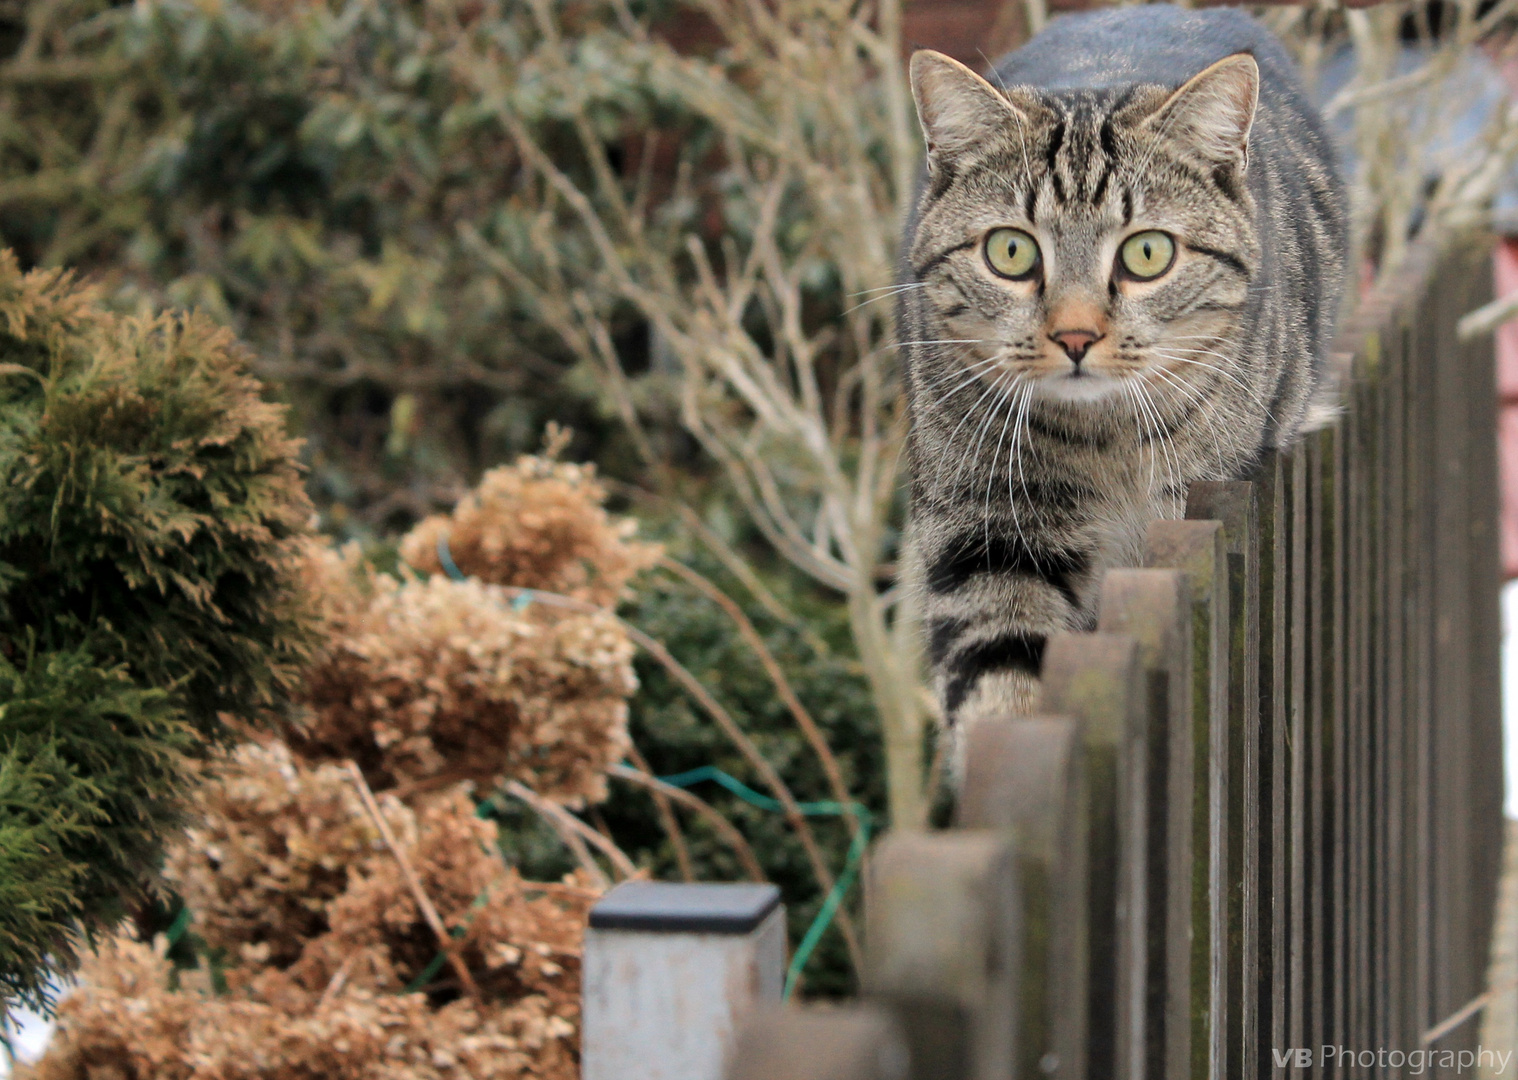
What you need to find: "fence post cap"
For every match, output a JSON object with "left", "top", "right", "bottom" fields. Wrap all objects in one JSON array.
[{"left": 588, "top": 880, "right": 781, "bottom": 933}]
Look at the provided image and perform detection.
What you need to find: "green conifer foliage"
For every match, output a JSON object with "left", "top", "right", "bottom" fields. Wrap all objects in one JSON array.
[{"left": 0, "top": 251, "right": 317, "bottom": 1012}]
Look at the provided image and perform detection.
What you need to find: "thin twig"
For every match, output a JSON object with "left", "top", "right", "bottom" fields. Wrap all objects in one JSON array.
[
  {"left": 658, "top": 556, "right": 859, "bottom": 838},
  {"left": 608, "top": 764, "right": 767, "bottom": 882},
  {"left": 493, "top": 784, "right": 608, "bottom": 889},
  {"left": 626, "top": 743, "right": 695, "bottom": 882},
  {"left": 502, "top": 779, "right": 639, "bottom": 883},
  {"left": 343, "top": 761, "right": 482, "bottom": 1002},
  {"left": 317, "top": 952, "right": 358, "bottom": 1009}
]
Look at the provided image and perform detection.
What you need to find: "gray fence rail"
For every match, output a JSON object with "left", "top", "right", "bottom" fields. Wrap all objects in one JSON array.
[{"left": 727, "top": 241, "right": 1506, "bottom": 1080}]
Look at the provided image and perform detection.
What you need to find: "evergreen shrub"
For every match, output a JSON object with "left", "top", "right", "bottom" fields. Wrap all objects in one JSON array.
[{"left": 0, "top": 251, "right": 317, "bottom": 1011}]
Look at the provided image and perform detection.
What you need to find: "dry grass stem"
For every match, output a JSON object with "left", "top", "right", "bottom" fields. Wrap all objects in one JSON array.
[
  {"left": 625, "top": 743, "right": 695, "bottom": 882},
  {"left": 502, "top": 780, "right": 638, "bottom": 884},
  {"left": 658, "top": 556, "right": 858, "bottom": 836},
  {"left": 608, "top": 764, "right": 768, "bottom": 883},
  {"left": 344, "top": 761, "right": 483, "bottom": 1003}
]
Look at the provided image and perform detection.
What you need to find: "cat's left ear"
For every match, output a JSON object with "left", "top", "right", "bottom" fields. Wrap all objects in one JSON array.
[
  {"left": 1143, "top": 53, "right": 1259, "bottom": 174},
  {"left": 910, "top": 50, "right": 1036, "bottom": 173}
]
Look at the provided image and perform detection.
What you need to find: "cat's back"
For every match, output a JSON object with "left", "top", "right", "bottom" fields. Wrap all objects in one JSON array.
[
  {"left": 988, "top": 5, "right": 1336, "bottom": 181},
  {"left": 991, "top": 5, "right": 1308, "bottom": 106}
]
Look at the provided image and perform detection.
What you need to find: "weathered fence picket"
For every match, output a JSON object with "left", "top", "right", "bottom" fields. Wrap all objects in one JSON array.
[{"left": 709, "top": 238, "right": 1505, "bottom": 1079}]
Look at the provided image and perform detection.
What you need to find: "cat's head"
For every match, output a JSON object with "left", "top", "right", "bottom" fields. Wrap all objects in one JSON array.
[{"left": 906, "top": 49, "right": 1261, "bottom": 407}]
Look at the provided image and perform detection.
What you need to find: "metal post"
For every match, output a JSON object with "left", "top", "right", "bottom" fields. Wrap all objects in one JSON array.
[{"left": 582, "top": 881, "right": 785, "bottom": 1080}]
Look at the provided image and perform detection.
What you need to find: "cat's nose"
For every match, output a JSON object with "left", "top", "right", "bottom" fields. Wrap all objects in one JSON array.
[{"left": 1050, "top": 329, "right": 1104, "bottom": 364}]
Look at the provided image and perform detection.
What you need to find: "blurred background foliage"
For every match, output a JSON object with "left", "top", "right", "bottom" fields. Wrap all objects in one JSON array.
[
  {"left": 0, "top": 0, "right": 892, "bottom": 996},
  {"left": 0, "top": 0, "right": 683, "bottom": 536}
]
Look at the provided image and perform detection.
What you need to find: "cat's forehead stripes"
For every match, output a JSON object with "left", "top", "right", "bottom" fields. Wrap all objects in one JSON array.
[
  {"left": 1041, "top": 94, "right": 1115, "bottom": 208},
  {"left": 921, "top": 87, "right": 1140, "bottom": 239}
]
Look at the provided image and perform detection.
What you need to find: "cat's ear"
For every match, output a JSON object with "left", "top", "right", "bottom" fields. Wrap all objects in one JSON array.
[
  {"left": 910, "top": 50, "right": 1033, "bottom": 172},
  {"left": 1143, "top": 53, "right": 1259, "bottom": 173}
]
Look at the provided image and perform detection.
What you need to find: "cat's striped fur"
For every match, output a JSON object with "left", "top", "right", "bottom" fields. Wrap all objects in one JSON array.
[{"left": 899, "top": 7, "right": 1346, "bottom": 754}]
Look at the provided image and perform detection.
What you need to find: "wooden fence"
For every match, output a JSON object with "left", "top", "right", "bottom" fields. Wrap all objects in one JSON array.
[{"left": 726, "top": 240, "right": 1507, "bottom": 1079}]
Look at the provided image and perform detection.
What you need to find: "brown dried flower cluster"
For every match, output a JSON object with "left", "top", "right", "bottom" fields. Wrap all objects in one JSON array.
[
  {"left": 20, "top": 935, "right": 583, "bottom": 1080},
  {"left": 20, "top": 450, "right": 655, "bottom": 1079},
  {"left": 25, "top": 743, "right": 598, "bottom": 1080},
  {"left": 400, "top": 453, "right": 660, "bottom": 607},
  {"left": 292, "top": 545, "right": 638, "bottom": 805},
  {"left": 161, "top": 742, "right": 397, "bottom": 969}
]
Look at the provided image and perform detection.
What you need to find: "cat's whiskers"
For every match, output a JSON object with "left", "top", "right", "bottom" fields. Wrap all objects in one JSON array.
[
  {"left": 1150, "top": 350, "right": 1275, "bottom": 419},
  {"left": 1160, "top": 340, "right": 1243, "bottom": 363},
  {"left": 1118, "top": 381, "right": 1158, "bottom": 494},
  {"left": 946, "top": 366, "right": 1018, "bottom": 492},
  {"left": 891, "top": 338, "right": 1004, "bottom": 349},
  {"left": 1147, "top": 382, "right": 1191, "bottom": 508},
  {"left": 931, "top": 354, "right": 1009, "bottom": 402},
  {"left": 1008, "top": 379, "right": 1039, "bottom": 553},
  {"left": 843, "top": 283, "right": 928, "bottom": 316},
  {"left": 987, "top": 374, "right": 1029, "bottom": 554},
  {"left": 980, "top": 56, "right": 1036, "bottom": 187},
  {"left": 1130, "top": 380, "right": 1171, "bottom": 497},
  {"left": 963, "top": 372, "right": 1022, "bottom": 554},
  {"left": 1145, "top": 365, "right": 1229, "bottom": 479},
  {"left": 1137, "top": 364, "right": 1219, "bottom": 492},
  {"left": 851, "top": 283, "right": 928, "bottom": 296},
  {"left": 1130, "top": 377, "right": 1184, "bottom": 504},
  {"left": 1148, "top": 344, "right": 1265, "bottom": 398}
]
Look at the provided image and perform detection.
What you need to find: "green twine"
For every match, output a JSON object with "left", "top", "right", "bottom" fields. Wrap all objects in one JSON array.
[
  {"left": 399, "top": 795, "right": 510, "bottom": 995},
  {"left": 436, "top": 534, "right": 466, "bottom": 581},
  {"left": 653, "top": 765, "right": 869, "bottom": 1001},
  {"left": 164, "top": 905, "right": 193, "bottom": 946}
]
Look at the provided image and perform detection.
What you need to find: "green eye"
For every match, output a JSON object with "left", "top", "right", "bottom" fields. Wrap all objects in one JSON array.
[
  {"left": 1119, "top": 231, "right": 1176, "bottom": 280},
  {"left": 984, "top": 228, "right": 1040, "bottom": 279}
]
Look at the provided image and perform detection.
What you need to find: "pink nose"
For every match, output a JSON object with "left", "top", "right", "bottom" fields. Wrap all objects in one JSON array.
[{"left": 1050, "top": 329, "right": 1103, "bottom": 364}]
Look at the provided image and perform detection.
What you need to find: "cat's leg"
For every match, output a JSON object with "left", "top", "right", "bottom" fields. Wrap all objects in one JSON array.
[{"left": 917, "top": 523, "right": 1090, "bottom": 778}]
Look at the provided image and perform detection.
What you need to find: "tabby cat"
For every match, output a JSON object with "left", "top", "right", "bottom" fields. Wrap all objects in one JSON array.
[{"left": 899, "top": 6, "right": 1347, "bottom": 750}]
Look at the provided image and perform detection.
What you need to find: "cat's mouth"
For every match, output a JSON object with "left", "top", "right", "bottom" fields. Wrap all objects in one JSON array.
[
  {"left": 1030, "top": 359, "right": 1127, "bottom": 404},
  {"left": 1040, "top": 372, "right": 1123, "bottom": 404}
]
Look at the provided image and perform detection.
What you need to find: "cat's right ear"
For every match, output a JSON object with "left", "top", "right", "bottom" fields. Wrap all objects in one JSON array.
[{"left": 910, "top": 50, "right": 1032, "bottom": 173}]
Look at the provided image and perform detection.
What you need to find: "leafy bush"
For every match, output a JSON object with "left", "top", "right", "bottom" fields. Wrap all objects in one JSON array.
[{"left": 0, "top": 251, "right": 316, "bottom": 1011}]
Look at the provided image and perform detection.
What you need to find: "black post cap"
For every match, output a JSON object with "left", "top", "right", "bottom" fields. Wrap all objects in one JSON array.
[{"left": 588, "top": 881, "right": 782, "bottom": 934}]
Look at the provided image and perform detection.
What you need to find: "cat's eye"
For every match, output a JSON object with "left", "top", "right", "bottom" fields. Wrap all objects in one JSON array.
[
  {"left": 1119, "top": 231, "right": 1176, "bottom": 280},
  {"left": 984, "top": 228, "right": 1040, "bottom": 280}
]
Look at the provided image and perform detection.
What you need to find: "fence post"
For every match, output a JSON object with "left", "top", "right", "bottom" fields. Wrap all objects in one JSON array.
[
  {"left": 958, "top": 715, "right": 1089, "bottom": 1080},
  {"left": 582, "top": 881, "right": 785, "bottom": 1080},
  {"left": 1147, "top": 519, "right": 1230, "bottom": 1080},
  {"left": 1037, "top": 631, "right": 1147, "bottom": 1080},
  {"left": 1097, "top": 568, "right": 1193, "bottom": 1080},
  {"left": 865, "top": 830, "right": 1020, "bottom": 1080},
  {"left": 726, "top": 1006, "right": 911, "bottom": 1080},
  {"left": 1185, "top": 481, "right": 1260, "bottom": 1080}
]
